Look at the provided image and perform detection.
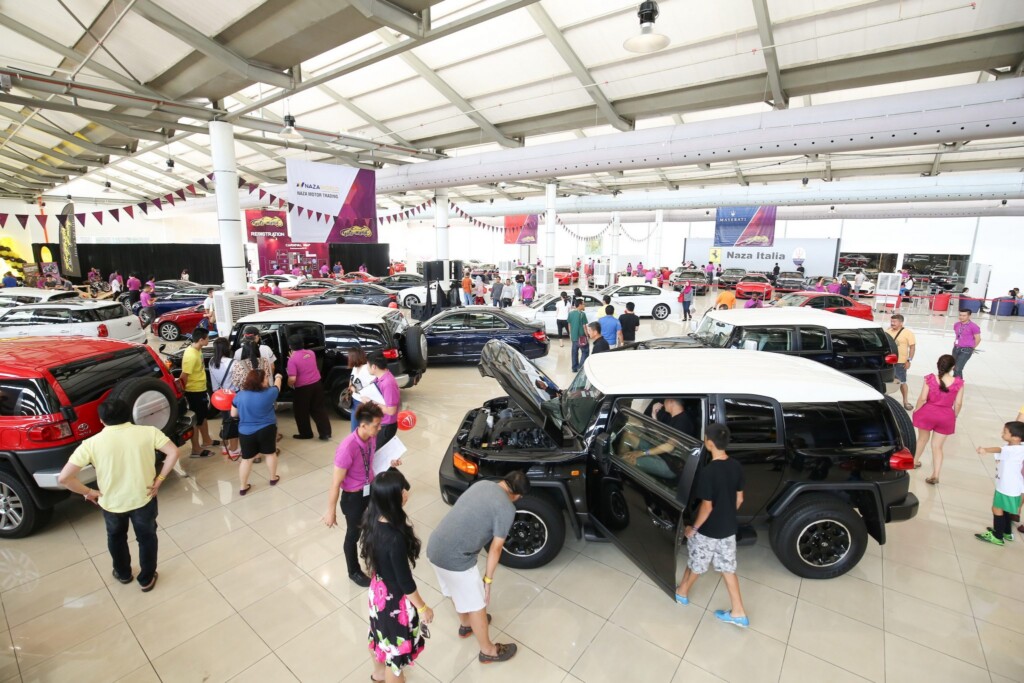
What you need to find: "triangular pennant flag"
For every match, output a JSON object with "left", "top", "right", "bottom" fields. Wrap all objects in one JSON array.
[
  {"left": 92, "top": 211, "right": 104, "bottom": 225},
  {"left": 186, "top": 184, "right": 196, "bottom": 195},
  {"left": 35, "top": 215, "right": 48, "bottom": 228},
  {"left": 74, "top": 213, "right": 85, "bottom": 225},
  {"left": 305, "top": 209, "right": 313, "bottom": 219},
  {"left": 258, "top": 189, "right": 266, "bottom": 200},
  {"left": 206, "top": 172, "right": 214, "bottom": 180},
  {"left": 237, "top": 178, "right": 245, "bottom": 188},
  {"left": 137, "top": 202, "right": 148, "bottom": 215},
  {"left": 16, "top": 214, "right": 28, "bottom": 229},
  {"left": 277, "top": 198, "right": 285, "bottom": 208},
  {"left": 124, "top": 206, "right": 134, "bottom": 219},
  {"left": 0, "top": 213, "right": 7, "bottom": 229},
  {"left": 267, "top": 193, "right": 276, "bottom": 204},
  {"left": 164, "top": 194, "right": 175, "bottom": 206},
  {"left": 287, "top": 202, "right": 295, "bottom": 212},
  {"left": 175, "top": 189, "right": 186, "bottom": 201},
  {"left": 152, "top": 198, "right": 162, "bottom": 211},
  {"left": 109, "top": 209, "right": 119, "bottom": 222},
  {"left": 315, "top": 212, "right": 322, "bottom": 222},
  {"left": 198, "top": 178, "right": 208, "bottom": 190},
  {"left": 248, "top": 184, "right": 257, "bottom": 194},
  {"left": 55, "top": 215, "right": 67, "bottom": 228}
]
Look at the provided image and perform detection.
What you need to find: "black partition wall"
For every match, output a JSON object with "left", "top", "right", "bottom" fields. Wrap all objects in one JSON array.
[
  {"left": 35, "top": 242, "right": 223, "bottom": 284},
  {"left": 328, "top": 243, "right": 390, "bottom": 275}
]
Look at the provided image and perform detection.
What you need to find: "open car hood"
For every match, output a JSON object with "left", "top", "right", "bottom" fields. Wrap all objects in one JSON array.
[{"left": 479, "top": 339, "right": 563, "bottom": 444}]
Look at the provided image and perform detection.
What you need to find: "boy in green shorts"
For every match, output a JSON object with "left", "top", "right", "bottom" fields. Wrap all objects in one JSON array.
[{"left": 975, "top": 421, "right": 1024, "bottom": 546}]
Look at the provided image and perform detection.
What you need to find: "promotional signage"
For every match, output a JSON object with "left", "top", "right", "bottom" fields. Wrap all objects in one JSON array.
[
  {"left": 58, "top": 204, "right": 81, "bottom": 277},
  {"left": 504, "top": 214, "right": 539, "bottom": 245},
  {"left": 286, "top": 160, "right": 377, "bottom": 243},
  {"left": 244, "top": 209, "right": 328, "bottom": 275},
  {"left": 685, "top": 237, "right": 839, "bottom": 277},
  {"left": 714, "top": 206, "right": 777, "bottom": 247}
]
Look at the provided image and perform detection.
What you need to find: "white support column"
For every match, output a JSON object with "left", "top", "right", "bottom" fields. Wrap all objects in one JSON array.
[
  {"left": 434, "top": 188, "right": 449, "bottom": 260},
  {"left": 609, "top": 212, "right": 621, "bottom": 274},
  {"left": 543, "top": 182, "right": 557, "bottom": 294},
  {"left": 653, "top": 209, "right": 664, "bottom": 265},
  {"left": 209, "top": 121, "right": 246, "bottom": 292}
]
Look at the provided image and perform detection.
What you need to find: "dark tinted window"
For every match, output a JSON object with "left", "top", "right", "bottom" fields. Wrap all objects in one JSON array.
[
  {"left": 52, "top": 348, "right": 163, "bottom": 406},
  {"left": 722, "top": 398, "right": 778, "bottom": 445},
  {"left": 68, "top": 308, "right": 98, "bottom": 323},
  {"left": 95, "top": 305, "right": 129, "bottom": 321},
  {"left": 799, "top": 327, "right": 829, "bottom": 351},
  {"left": 467, "top": 313, "right": 507, "bottom": 330},
  {"left": 783, "top": 402, "right": 895, "bottom": 448},
  {"left": 324, "top": 324, "right": 388, "bottom": 350},
  {"left": 32, "top": 309, "right": 71, "bottom": 324},
  {"left": 831, "top": 329, "right": 887, "bottom": 353},
  {"left": 0, "top": 379, "right": 56, "bottom": 416},
  {"left": 735, "top": 327, "right": 794, "bottom": 351}
]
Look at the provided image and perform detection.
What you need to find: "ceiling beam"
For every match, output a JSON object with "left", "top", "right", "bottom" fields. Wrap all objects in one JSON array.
[
  {"left": 375, "top": 29, "right": 521, "bottom": 148},
  {"left": 9, "top": 138, "right": 105, "bottom": 168},
  {"left": 0, "top": 109, "right": 127, "bottom": 155},
  {"left": 732, "top": 161, "right": 749, "bottom": 186},
  {"left": 177, "top": 138, "right": 281, "bottom": 183},
  {"left": 750, "top": 0, "right": 788, "bottom": 109},
  {"left": 927, "top": 141, "right": 967, "bottom": 176},
  {"left": 129, "top": 0, "right": 294, "bottom": 90},
  {"left": 349, "top": 0, "right": 426, "bottom": 37},
  {"left": 317, "top": 84, "right": 422, "bottom": 151},
  {"left": 526, "top": 4, "right": 632, "bottom": 132},
  {"left": 0, "top": 148, "right": 82, "bottom": 179}
]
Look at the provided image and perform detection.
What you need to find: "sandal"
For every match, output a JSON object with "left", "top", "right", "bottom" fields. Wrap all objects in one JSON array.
[
  {"left": 140, "top": 572, "right": 159, "bottom": 592},
  {"left": 458, "top": 613, "right": 491, "bottom": 638},
  {"left": 239, "top": 484, "right": 252, "bottom": 496},
  {"left": 202, "top": 440, "right": 221, "bottom": 448},
  {"left": 478, "top": 642, "right": 517, "bottom": 664},
  {"left": 269, "top": 476, "right": 280, "bottom": 486},
  {"left": 227, "top": 450, "right": 241, "bottom": 462},
  {"left": 903, "top": 402, "right": 914, "bottom": 410},
  {"left": 925, "top": 477, "right": 939, "bottom": 485},
  {"left": 190, "top": 449, "right": 213, "bottom": 459}
]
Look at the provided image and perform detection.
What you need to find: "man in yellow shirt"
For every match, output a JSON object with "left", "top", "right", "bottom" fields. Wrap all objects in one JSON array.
[
  {"left": 59, "top": 398, "right": 179, "bottom": 591},
  {"left": 886, "top": 314, "right": 917, "bottom": 410},
  {"left": 179, "top": 327, "right": 216, "bottom": 457},
  {"left": 715, "top": 289, "right": 737, "bottom": 309}
]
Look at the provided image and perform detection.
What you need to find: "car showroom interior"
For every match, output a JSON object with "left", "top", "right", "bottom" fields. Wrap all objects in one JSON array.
[{"left": 0, "top": 1, "right": 1023, "bottom": 682}]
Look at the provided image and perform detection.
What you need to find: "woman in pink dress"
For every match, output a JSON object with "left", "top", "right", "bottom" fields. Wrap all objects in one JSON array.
[{"left": 911, "top": 354, "right": 964, "bottom": 485}]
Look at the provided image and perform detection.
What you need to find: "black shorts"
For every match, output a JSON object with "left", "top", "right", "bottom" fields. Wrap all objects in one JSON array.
[
  {"left": 556, "top": 319, "right": 569, "bottom": 337},
  {"left": 184, "top": 391, "right": 209, "bottom": 426},
  {"left": 239, "top": 424, "right": 277, "bottom": 459}
]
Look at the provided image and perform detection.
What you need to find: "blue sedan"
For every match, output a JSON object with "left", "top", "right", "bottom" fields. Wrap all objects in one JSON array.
[
  {"left": 419, "top": 307, "right": 549, "bottom": 363},
  {"left": 132, "top": 285, "right": 221, "bottom": 318}
]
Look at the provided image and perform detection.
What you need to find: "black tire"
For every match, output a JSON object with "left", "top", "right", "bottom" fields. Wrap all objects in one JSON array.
[
  {"left": 885, "top": 394, "right": 917, "bottom": 453},
  {"left": 402, "top": 326, "right": 428, "bottom": 372},
  {"left": 497, "top": 494, "right": 566, "bottom": 570},
  {"left": 329, "top": 383, "right": 352, "bottom": 419},
  {"left": 403, "top": 293, "right": 420, "bottom": 307},
  {"left": 158, "top": 321, "right": 181, "bottom": 341},
  {"left": 652, "top": 303, "right": 670, "bottom": 320},
  {"left": 106, "top": 377, "right": 179, "bottom": 435},
  {"left": 769, "top": 493, "right": 867, "bottom": 579},
  {"left": 0, "top": 471, "right": 46, "bottom": 539}
]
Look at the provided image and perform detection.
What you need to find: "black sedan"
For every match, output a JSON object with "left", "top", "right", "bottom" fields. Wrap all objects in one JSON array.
[
  {"left": 717, "top": 268, "right": 747, "bottom": 288},
  {"left": 297, "top": 283, "right": 398, "bottom": 306},
  {"left": 419, "top": 307, "right": 548, "bottom": 363},
  {"left": 775, "top": 271, "right": 809, "bottom": 292},
  {"left": 377, "top": 273, "right": 426, "bottom": 291}
]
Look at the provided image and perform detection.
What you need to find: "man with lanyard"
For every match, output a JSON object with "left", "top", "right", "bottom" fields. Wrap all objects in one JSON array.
[
  {"left": 567, "top": 298, "right": 589, "bottom": 372},
  {"left": 886, "top": 314, "right": 916, "bottom": 410},
  {"left": 366, "top": 352, "right": 400, "bottom": 448},
  {"left": 952, "top": 308, "right": 981, "bottom": 379},
  {"left": 322, "top": 402, "right": 402, "bottom": 586}
]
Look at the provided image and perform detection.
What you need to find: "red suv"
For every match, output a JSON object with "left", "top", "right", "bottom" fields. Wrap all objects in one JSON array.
[{"left": 0, "top": 338, "right": 195, "bottom": 538}]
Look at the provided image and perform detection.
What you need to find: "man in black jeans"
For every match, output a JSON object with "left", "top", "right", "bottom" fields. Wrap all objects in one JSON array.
[{"left": 59, "top": 398, "right": 180, "bottom": 592}]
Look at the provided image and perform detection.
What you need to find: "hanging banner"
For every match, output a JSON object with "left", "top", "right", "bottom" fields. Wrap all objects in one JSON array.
[
  {"left": 58, "top": 204, "right": 81, "bottom": 277},
  {"left": 244, "top": 209, "right": 328, "bottom": 276},
  {"left": 714, "top": 206, "right": 777, "bottom": 247},
  {"left": 286, "top": 160, "right": 377, "bottom": 243},
  {"left": 504, "top": 214, "right": 539, "bottom": 245}
]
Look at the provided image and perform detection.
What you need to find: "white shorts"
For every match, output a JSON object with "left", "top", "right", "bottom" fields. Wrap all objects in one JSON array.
[{"left": 431, "top": 563, "right": 486, "bottom": 613}]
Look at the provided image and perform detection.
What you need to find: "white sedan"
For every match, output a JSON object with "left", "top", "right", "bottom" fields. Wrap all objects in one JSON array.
[
  {"left": 511, "top": 293, "right": 604, "bottom": 334},
  {"left": 249, "top": 274, "right": 303, "bottom": 290},
  {"left": 0, "top": 300, "right": 146, "bottom": 343},
  {"left": 839, "top": 272, "right": 875, "bottom": 295},
  {"left": 399, "top": 280, "right": 451, "bottom": 308},
  {"left": 604, "top": 284, "right": 681, "bottom": 320}
]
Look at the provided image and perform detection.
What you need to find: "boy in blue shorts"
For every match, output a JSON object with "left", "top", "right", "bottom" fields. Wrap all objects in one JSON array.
[{"left": 974, "top": 421, "right": 1024, "bottom": 546}]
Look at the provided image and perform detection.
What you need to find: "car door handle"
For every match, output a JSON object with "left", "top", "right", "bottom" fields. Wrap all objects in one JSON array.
[{"left": 647, "top": 505, "right": 675, "bottom": 531}]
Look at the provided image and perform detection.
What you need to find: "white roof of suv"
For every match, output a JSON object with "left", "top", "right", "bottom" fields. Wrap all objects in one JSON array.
[
  {"left": 0, "top": 287, "right": 81, "bottom": 302},
  {"left": 237, "top": 303, "right": 398, "bottom": 326},
  {"left": 585, "top": 348, "right": 881, "bottom": 403},
  {"left": 8, "top": 300, "right": 127, "bottom": 311},
  {"left": 708, "top": 307, "right": 880, "bottom": 330}
]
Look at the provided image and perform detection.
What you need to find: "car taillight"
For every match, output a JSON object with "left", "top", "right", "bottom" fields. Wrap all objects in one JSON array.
[
  {"left": 453, "top": 452, "right": 478, "bottom": 476},
  {"left": 885, "top": 354, "right": 898, "bottom": 364},
  {"left": 389, "top": 294, "right": 397, "bottom": 301},
  {"left": 28, "top": 421, "right": 73, "bottom": 442},
  {"left": 382, "top": 349, "right": 399, "bottom": 360},
  {"left": 533, "top": 330, "right": 548, "bottom": 342},
  {"left": 889, "top": 448, "right": 915, "bottom": 470},
  {"left": 97, "top": 323, "right": 108, "bottom": 337}
]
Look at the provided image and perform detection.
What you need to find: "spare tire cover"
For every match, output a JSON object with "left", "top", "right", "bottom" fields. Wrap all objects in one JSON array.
[
  {"left": 106, "top": 377, "right": 179, "bottom": 435},
  {"left": 402, "top": 326, "right": 428, "bottom": 372}
]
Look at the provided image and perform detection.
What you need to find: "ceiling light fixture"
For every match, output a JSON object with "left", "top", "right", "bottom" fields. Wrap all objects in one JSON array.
[
  {"left": 624, "top": 1, "right": 670, "bottom": 54},
  {"left": 102, "top": 181, "right": 111, "bottom": 193},
  {"left": 165, "top": 158, "right": 175, "bottom": 173},
  {"left": 280, "top": 114, "right": 303, "bottom": 140}
]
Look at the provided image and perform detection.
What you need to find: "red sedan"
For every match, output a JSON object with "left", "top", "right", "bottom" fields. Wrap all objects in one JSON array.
[
  {"left": 554, "top": 267, "right": 578, "bottom": 286},
  {"left": 152, "top": 293, "right": 293, "bottom": 341},
  {"left": 273, "top": 278, "right": 344, "bottom": 300},
  {"left": 337, "top": 272, "right": 380, "bottom": 284},
  {"left": 735, "top": 274, "right": 774, "bottom": 300},
  {"left": 773, "top": 291, "right": 874, "bottom": 321}
]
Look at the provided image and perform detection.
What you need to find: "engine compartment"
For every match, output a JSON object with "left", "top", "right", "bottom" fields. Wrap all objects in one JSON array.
[{"left": 459, "top": 397, "right": 557, "bottom": 452}]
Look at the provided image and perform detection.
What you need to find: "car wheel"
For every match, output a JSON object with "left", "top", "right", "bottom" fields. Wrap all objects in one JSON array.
[
  {"left": 884, "top": 394, "right": 917, "bottom": 453},
  {"left": 329, "top": 383, "right": 352, "bottom": 419},
  {"left": 769, "top": 493, "right": 867, "bottom": 579},
  {"left": 652, "top": 303, "right": 670, "bottom": 320},
  {"left": 401, "top": 326, "right": 428, "bottom": 372},
  {"left": 158, "top": 322, "right": 181, "bottom": 341},
  {"left": 497, "top": 494, "right": 566, "bottom": 569},
  {"left": 0, "top": 471, "right": 47, "bottom": 539},
  {"left": 106, "top": 377, "right": 179, "bottom": 435},
  {"left": 404, "top": 293, "right": 420, "bottom": 307}
]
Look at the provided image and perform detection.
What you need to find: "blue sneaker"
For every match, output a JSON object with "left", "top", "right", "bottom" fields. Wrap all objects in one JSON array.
[
  {"left": 714, "top": 610, "right": 749, "bottom": 628},
  {"left": 675, "top": 594, "right": 689, "bottom": 606}
]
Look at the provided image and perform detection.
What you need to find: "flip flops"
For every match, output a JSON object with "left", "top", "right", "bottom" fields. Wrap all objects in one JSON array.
[{"left": 140, "top": 572, "right": 159, "bottom": 592}]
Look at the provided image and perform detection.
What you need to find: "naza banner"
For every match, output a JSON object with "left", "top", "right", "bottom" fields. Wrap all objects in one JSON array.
[
  {"left": 504, "top": 214, "right": 539, "bottom": 245},
  {"left": 714, "top": 206, "right": 777, "bottom": 247},
  {"left": 286, "top": 160, "right": 377, "bottom": 243}
]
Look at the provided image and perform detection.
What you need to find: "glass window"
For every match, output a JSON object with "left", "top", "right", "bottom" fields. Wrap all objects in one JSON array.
[
  {"left": 562, "top": 370, "right": 604, "bottom": 434},
  {"left": 805, "top": 296, "right": 827, "bottom": 309},
  {"left": 31, "top": 309, "right": 71, "bottom": 325},
  {"left": 639, "top": 286, "right": 660, "bottom": 295},
  {"left": 285, "top": 323, "right": 325, "bottom": 351},
  {"left": 68, "top": 308, "right": 98, "bottom": 323},
  {"left": 0, "top": 379, "right": 56, "bottom": 416},
  {"left": 52, "top": 348, "right": 163, "bottom": 406},
  {"left": 773, "top": 294, "right": 805, "bottom": 308},
  {"left": 827, "top": 296, "right": 851, "bottom": 308},
  {"left": 429, "top": 313, "right": 467, "bottom": 332},
  {"left": 324, "top": 324, "right": 388, "bottom": 350},
  {"left": 722, "top": 398, "right": 778, "bottom": 445},
  {"left": 47, "top": 292, "right": 80, "bottom": 301},
  {"left": 95, "top": 305, "right": 127, "bottom": 321},
  {"left": 831, "top": 329, "right": 887, "bottom": 353},
  {"left": 735, "top": 327, "right": 794, "bottom": 352},
  {"left": 467, "top": 313, "right": 506, "bottom": 330},
  {"left": 798, "top": 327, "right": 829, "bottom": 351},
  {"left": 694, "top": 316, "right": 734, "bottom": 348},
  {"left": 608, "top": 410, "right": 699, "bottom": 496},
  {"left": 840, "top": 401, "right": 897, "bottom": 445},
  {"left": 783, "top": 401, "right": 895, "bottom": 448},
  {"left": 0, "top": 308, "right": 37, "bottom": 324}
]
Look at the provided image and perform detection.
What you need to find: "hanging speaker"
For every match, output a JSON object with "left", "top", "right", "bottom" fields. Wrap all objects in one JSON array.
[{"left": 423, "top": 260, "right": 444, "bottom": 280}]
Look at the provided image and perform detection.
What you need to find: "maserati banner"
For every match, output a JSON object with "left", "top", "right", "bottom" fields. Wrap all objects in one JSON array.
[
  {"left": 286, "top": 159, "right": 377, "bottom": 243},
  {"left": 714, "top": 206, "right": 777, "bottom": 247},
  {"left": 504, "top": 214, "right": 539, "bottom": 245}
]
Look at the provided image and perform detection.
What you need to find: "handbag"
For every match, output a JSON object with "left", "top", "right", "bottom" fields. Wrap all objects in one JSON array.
[{"left": 219, "top": 415, "right": 239, "bottom": 440}]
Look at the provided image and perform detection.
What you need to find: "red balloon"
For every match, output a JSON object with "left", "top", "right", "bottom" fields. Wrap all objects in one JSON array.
[
  {"left": 388, "top": 302, "right": 399, "bottom": 309},
  {"left": 397, "top": 410, "right": 417, "bottom": 431},
  {"left": 210, "top": 389, "right": 235, "bottom": 411}
]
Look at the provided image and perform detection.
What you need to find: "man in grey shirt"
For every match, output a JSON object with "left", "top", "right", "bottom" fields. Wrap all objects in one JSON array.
[{"left": 427, "top": 471, "right": 529, "bottom": 664}]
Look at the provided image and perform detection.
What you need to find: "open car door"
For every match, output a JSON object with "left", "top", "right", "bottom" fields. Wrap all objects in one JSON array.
[{"left": 587, "top": 408, "right": 703, "bottom": 596}]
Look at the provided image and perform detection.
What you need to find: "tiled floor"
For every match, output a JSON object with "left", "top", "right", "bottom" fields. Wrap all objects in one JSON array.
[{"left": 2, "top": 294, "right": 1024, "bottom": 682}]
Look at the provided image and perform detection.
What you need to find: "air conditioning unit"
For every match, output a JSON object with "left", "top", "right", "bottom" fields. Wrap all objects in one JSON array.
[
  {"left": 536, "top": 266, "right": 554, "bottom": 294},
  {"left": 213, "top": 290, "right": 258, "bottom": 338},
  {"left": 594, "top": 263, "right": 610, "bottom": 288}
]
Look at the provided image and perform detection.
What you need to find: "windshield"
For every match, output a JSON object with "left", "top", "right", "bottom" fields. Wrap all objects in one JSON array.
[
  {"left": 773, "top": 294, "right": 806, "bottom": 307},
  {"left": 528, "top": 295, "right": 556, "bottom": 310},
  {"left": 694, "top": 316, "right": 734, "bottom": 347},
  {"left": 599, "top": 285, "right": 619, "bottom": 296},
  {"left": 740, "top": 276, "right": 766, "bottom": 283},
  {"left": 561, "top": 368, "right": 605, "bottom": 434},
  {"left": 779, "top": 272, "right": 803, "bottom": 279},
  {"left": 723, "top": 269, "right": 745, "bottom": 276}
]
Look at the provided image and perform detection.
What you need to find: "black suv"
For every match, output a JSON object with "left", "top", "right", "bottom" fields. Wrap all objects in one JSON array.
[
  {"left": 438, "top": 341, "right": 918, "bottom": 594},
  {"left": 164, "top": 304, "right": 427, "bottom": 417},
  {"left": 774, "top": 271, "right": 809, "bottom": 292}
]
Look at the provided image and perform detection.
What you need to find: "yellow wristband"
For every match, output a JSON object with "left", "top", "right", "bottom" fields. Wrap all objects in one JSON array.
[
  {"left": 416, "top": 605, "right": 427, "bottom": 613},
  {"left": 483, "top": 576, "right": 493, "bottom": 584},
  {"left": 156, "top": 475, "right": 166, "bottom": 481}
]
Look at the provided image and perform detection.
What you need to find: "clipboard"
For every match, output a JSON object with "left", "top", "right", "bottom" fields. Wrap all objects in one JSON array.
[
  {"left": 359, "top": 382, "right": 386, "bottom": 405},
  {"left": 372, "top": 436, "right": 407, "bottom": 475}
]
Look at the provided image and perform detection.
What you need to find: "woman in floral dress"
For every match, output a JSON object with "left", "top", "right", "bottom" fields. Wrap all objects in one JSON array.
[{"left": 360, "top": 469, "right": 433, "bottom": 682}]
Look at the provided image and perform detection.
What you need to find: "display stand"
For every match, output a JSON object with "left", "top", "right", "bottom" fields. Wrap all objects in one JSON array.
[{"left": 874, "top": 272, "right": 901, "bottom": 312}]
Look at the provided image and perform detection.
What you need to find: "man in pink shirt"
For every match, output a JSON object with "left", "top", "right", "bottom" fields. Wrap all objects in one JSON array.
[
  {"left": 952, "top": 308, "right": 982, "bottom": 378},
  {"left": 367, "top": 352, "right": 400, "bottom": 448}
]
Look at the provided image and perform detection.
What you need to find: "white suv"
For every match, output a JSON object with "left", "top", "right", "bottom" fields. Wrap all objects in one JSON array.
[
  {"left": 0, "top": 300, "right": 147, "bottom": 343},
  {"left": 0, "top": 287, "right": 81, "bottom": 310}
]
